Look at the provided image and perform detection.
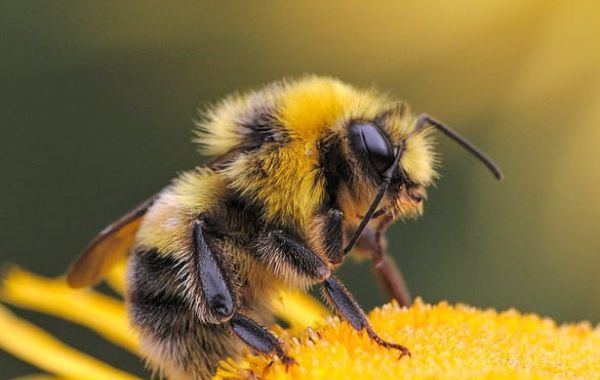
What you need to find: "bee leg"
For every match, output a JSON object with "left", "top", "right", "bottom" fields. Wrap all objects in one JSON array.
[
  {"left": 128, "top": 249, "right": 240, "bottom": 379},
  {"left": 356, "top": 223, "right": 412, "bottom": 307},
  {"left": 312, "top": 209, "right": 411, "bottom": 306},
  {"left": 372, "top": 252, "right": 412, "bottom": 307},
  {"left": 310, "top": 209, "right": 344, "bottom": 264},
  {"left": 194, "top": 219, "right": 235, "bottom": 320},
  {"left": 255, "top": 228, "right": 330, "bottom": 283},
  {"left": 322, "top": 275, "right": 410, "bottom": 358},
  {"left": 230, "top": 313, "right": 296, "bottom": 365}
]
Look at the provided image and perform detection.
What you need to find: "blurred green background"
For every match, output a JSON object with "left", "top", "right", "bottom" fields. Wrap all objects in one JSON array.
[{"left": 1, "top": 1, "right": 599, "bottom": 377}]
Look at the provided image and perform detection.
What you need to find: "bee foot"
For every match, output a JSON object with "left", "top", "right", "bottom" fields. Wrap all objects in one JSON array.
[
  {"left": 279, "top": 353, "right": 296, "bottom": 369},
  {"left": 366, "top": 326, "right": 411, "bottom": 359}
]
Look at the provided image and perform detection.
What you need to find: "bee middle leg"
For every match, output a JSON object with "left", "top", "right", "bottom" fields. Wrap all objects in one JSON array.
[
  {"left": 255, "top": 228, "right": 331, "bottom": 285},
  {"left": 256, "top": 220, "right": 410, "bottom": 358}
]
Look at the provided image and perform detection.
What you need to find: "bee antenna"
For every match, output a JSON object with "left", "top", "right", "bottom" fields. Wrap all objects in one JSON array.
[
  {"left": 414, "top": 113, "right": 503, "bottom": 180},
  {"left": 343, "top": 146, "right": 403, "bottom": 255}
]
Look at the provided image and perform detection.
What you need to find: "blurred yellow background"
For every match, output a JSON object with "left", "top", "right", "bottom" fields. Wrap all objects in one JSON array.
[{"left": 1, "top": 1, "right": 599, "bottom": 377}]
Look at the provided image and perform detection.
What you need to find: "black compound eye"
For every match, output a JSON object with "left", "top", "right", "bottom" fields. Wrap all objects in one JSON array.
[{"left": 350, "top": 123, "right": 394, "bottom": 173}]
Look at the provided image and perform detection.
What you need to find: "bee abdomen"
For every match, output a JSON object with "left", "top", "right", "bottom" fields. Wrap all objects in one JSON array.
[{"left": 127, "top": 249, "right": 242, "bottom": 380}]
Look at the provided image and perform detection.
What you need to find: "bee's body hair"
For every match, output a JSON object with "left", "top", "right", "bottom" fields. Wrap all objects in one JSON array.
[
  {"left": 126, "top": 77, "right": 438, "bottom": 378},
  {"left": 129, "top": 170, "right": 329, "bottom": 378},
  {"left": 128, "top": 249, "right": 240, "bottom": 379},
  {"left": 65, "top": 76, "right": 497, "bottom": 379},
  {"left": 195, "top": 76, "right": 416, "bottom": 230}
]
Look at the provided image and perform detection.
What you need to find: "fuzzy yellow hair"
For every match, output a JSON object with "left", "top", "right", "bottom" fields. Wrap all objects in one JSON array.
[{"left": 194, "top": 76, "right": 436, "bottom": 229}]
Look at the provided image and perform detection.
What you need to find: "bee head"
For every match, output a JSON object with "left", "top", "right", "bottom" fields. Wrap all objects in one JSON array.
[
  {"left": 334, "top": 105, "right": 502, "bottom": 255},
  {"left": 335, "top": 105, "right": 434, "bottom": 227}
]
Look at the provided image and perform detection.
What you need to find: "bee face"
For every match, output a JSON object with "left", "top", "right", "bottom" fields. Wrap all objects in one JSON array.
[{"left": 339, "top": 107, "right": 437, "bottom": 224}]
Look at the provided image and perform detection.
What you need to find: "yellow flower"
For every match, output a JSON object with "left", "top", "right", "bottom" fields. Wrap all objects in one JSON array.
[
  {"left": 1, "top": 265, "right": 600, "bottom": 380},
  {"left": 216, "top": 301, "right": 600, "bottom": 380}
]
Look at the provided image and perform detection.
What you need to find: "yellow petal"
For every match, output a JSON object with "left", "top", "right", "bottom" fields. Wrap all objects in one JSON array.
[
  {"left": 271, "top": 288, "right": 329, "bottom": 331},
  {"left": 104, "top": 259, "right": 127, "bottom": 296},
  {"left": 11, "top": 375, "right": 65, "bottom": 380},
  {"left": 1, "top": 267, "right": 138, "bottom": 353},
  {"left": 0, "top": 304, "right": 140, "bottom": 380}
]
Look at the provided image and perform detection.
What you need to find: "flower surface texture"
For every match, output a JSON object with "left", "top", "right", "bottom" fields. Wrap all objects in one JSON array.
[{"left": 1, "top": 266, "right": 599, "bottom": 380}]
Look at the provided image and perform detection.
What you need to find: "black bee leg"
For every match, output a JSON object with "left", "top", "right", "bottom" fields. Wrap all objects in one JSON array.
[
  {"left": 255, "top": 228, "right": 330, "bottom": 283},
  {"left": 193, "top": 220, "right": 235, "bottom": 321},
  {"left": 322, "top": 275, "right": 410, "bottom": 358},
  {"left": 356, "top": 223, "right": 412, "bottom": 307},
  {"left": 230, "top": 313, "right": 295, "bottom": 365},
  {"left": 310, "top": 209, "right": 345, "bottom": 264}
]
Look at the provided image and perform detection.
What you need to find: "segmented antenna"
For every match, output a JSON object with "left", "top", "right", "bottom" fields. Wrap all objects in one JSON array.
[{"left": 414, "top": 114, "right": 503, "bottom": 180}]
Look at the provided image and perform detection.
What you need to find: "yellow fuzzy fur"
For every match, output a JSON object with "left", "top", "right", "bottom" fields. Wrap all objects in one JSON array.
[
  {"left": 195, "top": 76, "right": 435, "bottom": 230},
  {"left": 66, "top": 76, "right": 442, "bottom": 380},
  {"left": 277, "top": 76, "right": 383, "bottom": 140},
  {"left": 135, "top": 169, "right": 225, "bottom": 259}
]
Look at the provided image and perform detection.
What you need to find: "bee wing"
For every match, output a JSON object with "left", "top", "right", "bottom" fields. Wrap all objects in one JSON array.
[
  {"left": 66, "top": 146, "right": 244, "bottom": 289},
  {"left": 66, "top": 193, "right": 159, "bottom": 288}
]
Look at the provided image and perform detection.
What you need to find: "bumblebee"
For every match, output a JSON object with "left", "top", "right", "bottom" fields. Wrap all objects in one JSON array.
[{"left": 66, "top": 76, "right": 501, "bottom": 379}]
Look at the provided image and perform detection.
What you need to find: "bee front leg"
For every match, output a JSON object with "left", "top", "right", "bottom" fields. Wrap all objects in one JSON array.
[
  {"left": 312, "top": 209, "right": 411, "bottom": 307},
  {"left": 309, "top": 208, "right": 344, "bottom": 264},
  {"left": 354, "top": 220, "right": 412, "bottom": 307},
  {"left": 321, "top": 275, "right": 411, "bottom": 358}
]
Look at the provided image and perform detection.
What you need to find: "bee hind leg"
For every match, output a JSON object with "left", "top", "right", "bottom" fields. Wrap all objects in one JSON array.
[
  {"left": 230, "top": 313, "right": 296, "bottom": 366},
  {"left": 196, "top": 219, "right": 295, "bottom": 365},
  {"left": 194, "top": 219, "right": 236, "bottom": 320},
  {"left": 321, "top": 275, "right": 410, "bottom": 358}
]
